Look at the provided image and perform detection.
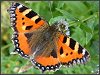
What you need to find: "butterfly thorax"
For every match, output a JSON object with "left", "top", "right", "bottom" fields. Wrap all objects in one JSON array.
[{"left": 25, "top": 24, "right": 60, "bottom": 58}]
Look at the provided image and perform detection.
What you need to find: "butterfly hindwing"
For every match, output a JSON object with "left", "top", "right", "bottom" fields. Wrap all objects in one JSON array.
[{"left": 57, "top": 34, "right": 90, "bottom": 66}]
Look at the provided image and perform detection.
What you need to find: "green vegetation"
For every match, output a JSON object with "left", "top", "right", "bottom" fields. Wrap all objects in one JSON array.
[{"left": 1, "top": 1, "right": 99, "bottom": 74}]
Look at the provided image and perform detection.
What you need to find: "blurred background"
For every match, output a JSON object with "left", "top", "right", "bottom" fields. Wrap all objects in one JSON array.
[{"left": 1, "top": 1, "right": 99, "bottom": 74}]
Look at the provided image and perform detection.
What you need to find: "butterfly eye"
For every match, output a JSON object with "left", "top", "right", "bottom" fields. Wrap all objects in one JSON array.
[{"left": 59, "top": 24, "right": 65, "bottom": 29}]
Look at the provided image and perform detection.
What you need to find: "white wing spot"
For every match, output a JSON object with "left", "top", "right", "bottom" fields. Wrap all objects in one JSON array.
[
  {"left": 17, "top": 5, "right": 23, "bottom": 9},
  {"left": 81, "top": 59, "right": 83, "bottom": 64},
  {"left": 73, "top": 60, "right": 76, "bottom": 65},
  {"left": 11, "top": 14, "right": 15, "bottom": 17},
  {"left": 11, "top": 7, "right": 15, "bottom": 10},
  {"left": 77, "top": 59, "right": 80, "bottom": 64},
  {"left": 15, "top": 35, "right": 17, "bottom": 37},
  {"left": 15, "top": 44, "right": 18, "bottom": 47},
  {"left": 10, "top": 11, "right": 14, "bottom": 13},
  {"left": 42, "top": 67, "right": 44, "bottom": 70},
  {"left": 15, "top": 40, "right": 18, "bottom": 42},
  {"left": 83, "top": 57, "right": 86, "bottom": 62},
  {"left": 21, "top": 51, "right": 23, "bottom": 55},
  {"left": 32, "top": 59, "right": 34, "bottom": 62},
  {"left": 16, "top": 48, "right": 19, "bottom": 51},
  {"left": 38, "top": 64, "right": 40, "bottom": 67},
  {"left": 34, "top": 62, "right": 36, "bottom": 64},
  {"left": 56, "top": 65, "right": 58, "bottom": 68},
  {"left": 24, "top": 55, "right": 28, "bottom": 57},
  {"left": 51, "top": 66, "right": 53, "bottom": 69},
  {"left": 46, "top": 67, "right": 49, "bottom": 69},
  {"left": 82, "top": 49, "right": 86, "bottom": 55}
]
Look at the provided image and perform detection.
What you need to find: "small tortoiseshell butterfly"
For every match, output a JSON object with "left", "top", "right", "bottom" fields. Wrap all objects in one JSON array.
[{"left": 8, "top": 2, "right": 90, "bottom": 73}]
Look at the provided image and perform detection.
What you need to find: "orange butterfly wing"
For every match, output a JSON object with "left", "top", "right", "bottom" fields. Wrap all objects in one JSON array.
[
  {"left": 31, "top": 32, "right": 90, "bottom": 72},
  {"left": 8, "top": 2, "right": 46, "bottom": 58},
  {"left": 57, "top": 34, "right": 90, "bottom": 66},
  {"left": 31, "top": 56, "right": 60, "bottom": 72}
]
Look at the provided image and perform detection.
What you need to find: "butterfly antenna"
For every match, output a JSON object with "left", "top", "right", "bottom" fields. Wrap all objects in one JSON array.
[{"left": 49, "top": 1, "right": 53, "bottom": 18}]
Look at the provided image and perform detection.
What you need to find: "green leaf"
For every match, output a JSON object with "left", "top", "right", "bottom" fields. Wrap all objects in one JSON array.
[
  {"left": 57, "top": 1, "right": 65, "bottom": 9},
  {"left": 56, "top": 8, "right": 76, "bottom": 20},
  {"left": 80, "top": 24, "right": 92, "bottom": 33},
  {"left": 71, "top": 27, "right": 86, "bottom": 46},
  {"left": 65, "top": 1, "right": 88, "bottom": 16},
  {"left": 86, "top": 32, "right": 93, "bottom": 45}
]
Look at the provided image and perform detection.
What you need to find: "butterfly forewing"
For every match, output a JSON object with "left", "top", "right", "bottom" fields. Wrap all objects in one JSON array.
[{"left": 8, "top": 2, "right": 48, "bottom": 58}]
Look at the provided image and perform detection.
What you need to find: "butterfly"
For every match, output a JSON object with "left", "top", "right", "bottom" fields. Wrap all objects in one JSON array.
[{"left": 8, "top": 2, "right": 90, "bottom": 73}]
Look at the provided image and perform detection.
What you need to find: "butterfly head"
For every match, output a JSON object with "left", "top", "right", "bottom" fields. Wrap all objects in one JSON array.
[{"left": 51, "top": 19, "right": 70, "bottom": 36}]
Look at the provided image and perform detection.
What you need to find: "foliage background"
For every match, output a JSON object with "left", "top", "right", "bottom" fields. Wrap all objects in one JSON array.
[{"left": 1, "top": 1, "right": 99, "bottom": 74}]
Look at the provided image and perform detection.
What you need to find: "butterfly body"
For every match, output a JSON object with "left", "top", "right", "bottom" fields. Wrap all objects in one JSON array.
[{"left": 8, "top": 2, "right": 90, "bottom": 73}]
